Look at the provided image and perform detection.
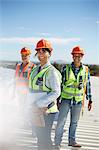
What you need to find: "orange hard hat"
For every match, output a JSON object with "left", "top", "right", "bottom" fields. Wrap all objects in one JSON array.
[
  {"left": 71, "top": 46, "right": 84, "bottom": 55},
  {"left": 20, "top": 47, "right": 31, "bottom": 55},
  {"left": 35, "top": 39, "right": 53, "bottom": 52}
]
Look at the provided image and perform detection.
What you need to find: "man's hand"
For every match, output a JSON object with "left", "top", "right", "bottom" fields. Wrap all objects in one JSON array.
[
  {"left": 88, "top": 100, "right": 92, "bottom": 111},
  {"left": 40, "top": 107, "right": 48, "bottom": 114},
  {"left": 32, "top": 105, "right": 47, "bottom": 114}
]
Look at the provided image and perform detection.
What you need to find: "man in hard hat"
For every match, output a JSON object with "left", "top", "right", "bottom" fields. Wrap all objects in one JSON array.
[
  {"left": 29, "top": 39, "right": 61, "bottom": 150},
  {"left": 15, "top": 47, "right": 35, "bottom": 94},
  {"left": 54, "top": 46, "right": 92, "bottom": 149},
  {"left": 14, "top": 47, "right": 35, "bottom": 126}
]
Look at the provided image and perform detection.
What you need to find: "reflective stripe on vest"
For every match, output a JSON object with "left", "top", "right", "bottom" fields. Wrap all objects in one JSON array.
[
  {"left": 15, "top": 62, "right": 35, "bottom": 79},
  {"left": 29, "top": 65, "right": 51, "bottom": 91},
  {"left": 29, "top": 65, "right": 60, "bottom": 113},
  {"left": 15, "top": 62, "right": 35, "bottom": 93},
  {"left": 61, "top": 65, "right": 88, "bottom": 102}
]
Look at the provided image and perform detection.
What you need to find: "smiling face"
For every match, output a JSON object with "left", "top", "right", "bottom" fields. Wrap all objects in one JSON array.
[
  {"left": 72, "top": 53, "right": 83, "bottom": 67},
  {"left": 36, "top": 48, "right": 51, "bottom": 66},
  {"left": 21, "top": 54, "right": 30, "bottom": 64}
]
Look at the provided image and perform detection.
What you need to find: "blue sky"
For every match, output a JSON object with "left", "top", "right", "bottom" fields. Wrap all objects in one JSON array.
[{"left": 0, "top": 0, "right": 99, "bottom": 64}]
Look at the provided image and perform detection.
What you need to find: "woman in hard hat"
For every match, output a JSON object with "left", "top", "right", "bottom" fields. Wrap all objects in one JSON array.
[
  {"left": 29, "top": 39, "right": 61, "bottom": 150},
  {"left": 14, "top": 47, "right": 35, "bottom": 126},
  {"left": 54, "top": 46, "right": 92, "bottom": 149}
]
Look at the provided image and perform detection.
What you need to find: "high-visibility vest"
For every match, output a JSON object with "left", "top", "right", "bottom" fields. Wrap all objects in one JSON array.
[
  {"left": 15, "top": 62, "right": 35, "bottom": 94},
  {"left": 61, "top": 64, "right": 88, "bottom": 102},
  {"left": 29, "top": 65, "right": 61, "bottom": 113}
]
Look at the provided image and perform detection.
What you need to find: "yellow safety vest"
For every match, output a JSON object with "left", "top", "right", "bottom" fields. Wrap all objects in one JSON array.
[
  {"left": 61, "top": 64, "right": 88, "bottom": 102},
  {"left": 29, "top": 65, "right": 61, "bottom": 113}
]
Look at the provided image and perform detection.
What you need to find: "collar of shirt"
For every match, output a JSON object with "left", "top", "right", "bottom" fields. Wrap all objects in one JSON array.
[
  {"left": 71, "top": 62, "right": 83, "bottom": 78},
  {"left": 71, "top": 62, "right": 83, "bottom": 69},
  {"left": 39, "top": 61, "right": 51, "bottom": 71}
]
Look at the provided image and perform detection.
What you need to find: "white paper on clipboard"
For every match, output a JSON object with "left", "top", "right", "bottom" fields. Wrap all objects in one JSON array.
[{"left": 27, "top": 91, "right": 47, "bottom": 105}]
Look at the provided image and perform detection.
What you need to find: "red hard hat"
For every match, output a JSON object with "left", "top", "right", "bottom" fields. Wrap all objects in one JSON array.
[
  {"left": 35, "top": 39, "right": 53, "bottom": 52},
  {"left": 71, "top": 46, "right": 84, "bottom": 55},
  {"left": 20, "top": 47, "right": 31, "bottom": 55}
]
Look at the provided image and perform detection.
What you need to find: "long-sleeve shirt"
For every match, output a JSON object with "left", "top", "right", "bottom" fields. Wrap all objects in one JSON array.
[
  {"left": 61, "top": 62, "right": 92, "bottom": 101},
  {"left": 29, "top": 61, "right": 61, "bottom": 108}
]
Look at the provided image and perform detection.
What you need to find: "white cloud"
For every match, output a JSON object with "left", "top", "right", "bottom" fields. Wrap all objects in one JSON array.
[
  {"left": 96, "top": 20, "right": 99, "bottom": 24},
  {"left": 49, "top": 37, "right": 81, "bottom": 44},
  {"left": 0, "top": 37, "right": 81, "bottom": 45},
  {"left": 83, "top": 17, "right": 95, "bottom": 20},
  {"left": 36, "top": 32, "right": 51, "bottom": 36},
  {"left": 16, "top": 26, "right": 32, "bottom": 30},
  {"left": 83, "top": 17, "right": 99, "bottom": 25}
]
